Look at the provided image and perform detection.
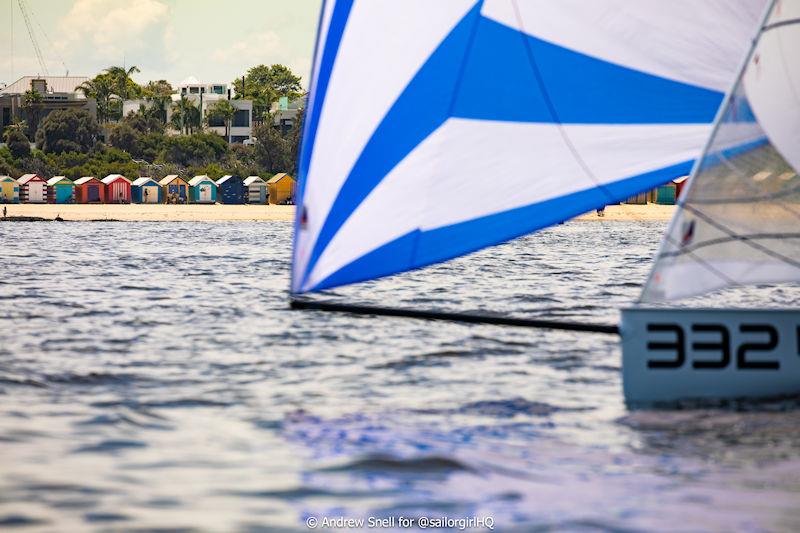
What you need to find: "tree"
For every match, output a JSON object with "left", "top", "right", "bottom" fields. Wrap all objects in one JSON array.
[
  {"left": 159, "top": 132, "right": 228, "bottom": 167},
  {"left": 76, "top": 74, "right": 115, "bottom": 123},
  {"left": 4, "top": 127, "right": 31, "bottom": 159},
  {"left": 286, "top": 106, "right": 304, "bottom": 175},
  {"left": 35, "top": 109, "right": 101, "bottom": 154},
  {"left": 142, "top": 80, "right": 174, "bottom": 124},
  {"left": 234, "top": 64, "right": 302, "bottom": 123},
  {"left": 108, "top": 122, "right": 141, "bottom": 155},
  {"left": 105, "top": 65, "right": 142, "bottom": 101},
  {"left": 205, "top": 99, "right": 236, "bottom": 141},
  {"left": 170, "top": 96, "right": 202, "bottom": 135},
  {"left": 253, "top": 118, "right": 291, "bottom": 173},
  {"left": 21, "top": 89, "right": 43, "bottom": 136}
]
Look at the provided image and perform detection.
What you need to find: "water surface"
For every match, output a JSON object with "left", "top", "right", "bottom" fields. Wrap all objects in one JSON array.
[{"left": 1, "top": 220, "right": 799, "bottom": 531}]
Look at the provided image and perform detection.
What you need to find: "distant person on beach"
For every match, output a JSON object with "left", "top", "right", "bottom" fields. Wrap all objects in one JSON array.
[
  {"left": 596, "top": 206, "right": 606, "bottom": 217},
  {"left": 3, "top": 206, "right": 6, "bottom": 218},
  {"left": 144, "top": 189, "right": 149, "bottom": 203}
]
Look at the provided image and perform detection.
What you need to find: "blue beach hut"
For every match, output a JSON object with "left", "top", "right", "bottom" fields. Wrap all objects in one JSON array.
[
  {"left": 131, "top": 177, "right": 162, "bottom": 203},
  {"left": 216, "top": 175, "right": 246, "bottom": 204},
  {"left": 188, "top": 175, "right": 217, "bottom": 204},
  {"left": 46, "top": 176, "right": 75, "bottom": 204}
]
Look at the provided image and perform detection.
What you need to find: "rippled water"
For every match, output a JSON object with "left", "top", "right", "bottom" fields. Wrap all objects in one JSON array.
[{"left": 1, "top": 220, "right": 799, "bottom": 532}]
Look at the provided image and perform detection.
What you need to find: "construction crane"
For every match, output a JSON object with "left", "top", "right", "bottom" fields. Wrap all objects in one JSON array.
[{"left": 16, "top": 0, "right": 48, "bottom": 75}]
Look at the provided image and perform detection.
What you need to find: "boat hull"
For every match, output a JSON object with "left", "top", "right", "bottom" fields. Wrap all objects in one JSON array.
[{"left": 621, "top": 307, "right": 800, "bottom": 404}]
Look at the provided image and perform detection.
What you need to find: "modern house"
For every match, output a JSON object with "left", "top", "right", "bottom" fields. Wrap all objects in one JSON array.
[
  {"left": 188, "top": 175, "right": 217, "bottom": 204},
  {"left": 267, "top": 173, "right": 296, "bottom": 205},
  {"left": 46, "top": 176, "right": 75, "bottom": 204},
  {"left": 74, "top": 176, "right": 105, "bottom": 203},
  {"left": 122, "top": 77, "right": 253, "bottom": 143},
  {"left": 17, "top": 174, "right": 47, "bottom": 203},
  {"left": 0, "top": 176, "right": 20, "bottom": 203},
  {"left": 243, "top": 175, "right": 267, "bottom": 204},
  {"left": 216, "top": 175, "right": 246, "bottom": 204},
  {"left": 1, "top": 76, "right": 97, "bottom": 138},
  {"left": 131, "top": 177, "right": 161, "bottom": 204}
]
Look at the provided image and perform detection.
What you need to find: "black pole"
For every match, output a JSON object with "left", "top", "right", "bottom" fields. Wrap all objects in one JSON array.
[{"left": 289, "top": 298, "right": 619, "bottom": 335}]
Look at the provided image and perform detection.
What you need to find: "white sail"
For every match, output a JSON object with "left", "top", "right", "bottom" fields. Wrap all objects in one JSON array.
[
  {"left": 642, "top": 0, "right": 800, "bottom": 302},
  {"left": 292, "top": 0, "right": 767, "bottom": 294}
]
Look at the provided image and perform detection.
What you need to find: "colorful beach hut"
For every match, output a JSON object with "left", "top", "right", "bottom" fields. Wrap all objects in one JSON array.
[
  {"left": 216, "top": 175, "right": 246, "bottom": 204},
  {"left": 267, "top": 173, "right": 296, "bottom": 205},
  {"left": 131, "top": 177, "right": 161, "bottom": 204},
  {"left": 188, "top": 175, "right": 217, "bottom": 204},
  {"left": 17, "top": 174, "right": 47, "bottom": 203},
  {"left": 74, "top": 176, "right": 105, "bottom": 203},
  {"left": 0, "top": 176, "right": 20, "bottom": 203},
  {"left": 159, "top": 175, "right": 188, "bottom": 204},
  {"left": 46, "top": 176, "right": 75, "bottom": 204},
  {"left": 244, "top": 175, "right": 267, "bottom": 204},
  {"left": 102, "top": 174, "right": 132, "bottom": 204}
]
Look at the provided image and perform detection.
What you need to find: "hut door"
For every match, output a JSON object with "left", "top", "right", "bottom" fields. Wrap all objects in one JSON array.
[
  {"left": 88, "top": 185, "right": 100, "bottom": 202},
  {"left": 199, "top": 184, "right": 211, "bottom": 202},
  {"left": 179, "top": 185, "right": 187, "bottom": 200},
  {"left": 29, "top": 183, "right": 44, "bottom": 202}
]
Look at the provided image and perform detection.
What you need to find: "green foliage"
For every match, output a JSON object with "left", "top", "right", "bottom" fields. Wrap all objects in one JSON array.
[
  {"left": 5, "top": 128, "right": 32, "bottom": 159},
  {"left": 108, "top": 122, "right": 140, "bottom": 155},
  {"left": 35, "top": 109, "right": 102, "bottom": 154},
  {"left": 205, "top": 99, "right": 237, "bottom": 138},
  {"left": 170, "top": 96, "right": 202, "bottom": 135},
  {"left": 0, "top": 147, "right": 19, "bottom": 176},
  {"left": 158, "top": 132, "right": 228, "bottom": 167},
  {"left": 234, "top": 64, "right": 302, "bottom": 121}
]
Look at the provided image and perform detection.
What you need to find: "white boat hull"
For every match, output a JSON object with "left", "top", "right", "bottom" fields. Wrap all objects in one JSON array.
[{"left": 621, "top": 307, "right": 800, "bottom": 404}]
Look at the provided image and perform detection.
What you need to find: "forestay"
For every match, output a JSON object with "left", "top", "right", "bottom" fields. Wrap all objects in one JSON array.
[
  {"left": 292, "top": 0, "right": 767, "bottom": 294},
  {"left": 642, "top": 0, "right": 800, "bottom": 302}
]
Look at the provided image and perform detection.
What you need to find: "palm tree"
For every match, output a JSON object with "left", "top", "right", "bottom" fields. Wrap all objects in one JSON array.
[
  {"left": 205, "top": 99, "right": 236, "bottom": 142},
  {"left": 171, "top": 96, "right": 201, "bottom": 134},
  {"left": 143, "top": 80, "right": 174, "bottom": 124},
  {"left": 21, "top": 89, "right": 43, "bottom": 136},
  {"left": 105, "top": 65, "right": 142, "bottom": 101},
  {"left": 76, "top": 76, "right": 114, "bottom": 123}
]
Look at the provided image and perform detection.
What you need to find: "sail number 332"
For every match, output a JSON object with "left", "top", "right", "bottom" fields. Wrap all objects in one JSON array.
[{"left": 645, "top": 323, "right": 795, "bottom": 370}]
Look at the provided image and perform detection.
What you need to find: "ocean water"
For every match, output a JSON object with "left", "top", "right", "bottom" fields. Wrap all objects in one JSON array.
[{"left": 1, "top": 220, "right": 799, "bottom": 532}]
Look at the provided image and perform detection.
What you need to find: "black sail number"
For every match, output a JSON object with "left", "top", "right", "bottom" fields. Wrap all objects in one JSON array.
[
  {"left": 646, "top": 324, "right": 684, "bottom": 369},
  {"left": 737, "top": 324, "right": 779, "bottom": 370},
  {"left": 691, "top": 324, "right": 730, "bottom": 369}
]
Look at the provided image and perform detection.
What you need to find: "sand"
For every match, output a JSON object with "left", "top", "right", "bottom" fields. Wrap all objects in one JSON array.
[
  {"left": 0, "top": 203, "right": 675, "bottom": 222},
  {"left": 0, "top": 203, "right": 295, "bottom": 222}
]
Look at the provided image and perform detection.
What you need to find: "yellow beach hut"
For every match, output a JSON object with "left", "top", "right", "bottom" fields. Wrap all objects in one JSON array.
[
  {"left": 1, "top": 176, "right": 20, "bottom": 203},
  {"left": 159, "top": 175, "right": 189, "bottom": 204},
  {"left": 267, "top": 173, "right": 296, "bottom": 205}
]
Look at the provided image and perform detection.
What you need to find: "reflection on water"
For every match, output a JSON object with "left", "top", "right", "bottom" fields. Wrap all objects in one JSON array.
[{"left": 1, "top": 220, "right": 799, "bottom": 531}]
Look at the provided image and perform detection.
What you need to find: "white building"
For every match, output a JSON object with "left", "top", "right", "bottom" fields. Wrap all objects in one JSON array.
[{"left": 122, "top": 76, "right": 253, "bottom": 143}]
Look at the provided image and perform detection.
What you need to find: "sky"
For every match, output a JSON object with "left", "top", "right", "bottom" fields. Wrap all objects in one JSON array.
[{"left": 0, "top": 0, "right": 322, "bottom": 89}]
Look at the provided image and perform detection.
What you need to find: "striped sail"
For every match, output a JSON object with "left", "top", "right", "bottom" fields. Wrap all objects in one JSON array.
[
  {"left": 642, "top": 0, "right": 800, "bottom": 302},
  {"left": 291, "top": 0, "right": 768, "bottom": 294}
]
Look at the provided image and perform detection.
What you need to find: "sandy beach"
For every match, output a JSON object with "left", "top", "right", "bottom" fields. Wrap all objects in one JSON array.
[
  {"left": 0, "top": 203, "right": 296, "bottom": 222},
  {"left": 0, "top": 203, "right": 674, "bottom": 222}
]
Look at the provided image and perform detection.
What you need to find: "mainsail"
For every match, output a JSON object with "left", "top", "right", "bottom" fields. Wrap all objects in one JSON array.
[
  {"left": 292, "top": 0, "right": 767, "bottom": 294},
  {"left": 642, "top": 0, "right": 800, "bottom": 302}
]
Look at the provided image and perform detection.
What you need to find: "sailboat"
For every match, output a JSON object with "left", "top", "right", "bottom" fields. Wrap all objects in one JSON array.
[{"left": 290, "top": 0, "right": 800, "bottom": 404}]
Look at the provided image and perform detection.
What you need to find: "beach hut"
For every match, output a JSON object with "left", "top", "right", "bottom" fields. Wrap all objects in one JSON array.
[
  {"left": 0, "top": 176, "right": 20, "bottom": 203},
  {"left": 102, "top": 174, "right": 132, "bottom": 204},
  {"left": 159, "top": 175, "right": 189, "bottom": 204},
  {"left": 244, "top": 175, "right": 267, "bottom": 204},
  {"left": 267, "top": 173, "right": 296, "bottom": 205},
  {"left": 655, "top": 182, "right": 677, "bottom": 205},
  {"left": 74, "top": 176, "right": 106, "bottom": 203},
  {"left": 188, "top": 175, "right": 217, "bottom": 204},
  {"left": 17, "top": 174, "right": 47, "bottom": 203},
  {"left": 216, "top": 175, "right": 246, "bottom": 205},
  {"left": 46, "top": 176, "right": 75, "bottom": 204},
  {"left": 131, "top": 177, "right": 162, "bottom": 204}
]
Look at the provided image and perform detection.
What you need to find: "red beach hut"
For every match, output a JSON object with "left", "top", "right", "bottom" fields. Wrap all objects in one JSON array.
[
  {"left": 102, "top": 174, "right": 132, "bottom": 204},
  {"left": 17, "top": 174, "right": 48, "bottom": 203},
  {"left": 74, "top": 176, "right": 106, "bottom": 203}
]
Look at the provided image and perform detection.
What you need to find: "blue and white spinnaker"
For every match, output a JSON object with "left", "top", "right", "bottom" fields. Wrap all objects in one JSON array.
[{"left": 292, "top": 0, "right": 767, "bottom": 294}]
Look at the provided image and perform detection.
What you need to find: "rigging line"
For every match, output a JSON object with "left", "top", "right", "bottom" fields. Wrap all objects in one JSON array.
[
  {"left": 657, "top": 232, "right": 800, "bottom": 259},
  {"left": 509, "top": 0, "right": 618, "bottom": 206},
  {"left": 28, "top": 1, "right": 67, "bottom": 74},
  {"left": 289, "top": 298, "right": 620, "bottom": 335},
  {"left": 763, "top": 18, "right": 800, "bottom": 31},
  {"left": 682, "top": 204, "right": 800, "bottom": 270},
  {"left": 661, "top": 232, "right": 737, "bottom": 286}
]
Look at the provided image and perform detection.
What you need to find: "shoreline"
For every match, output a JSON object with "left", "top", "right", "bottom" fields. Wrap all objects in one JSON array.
[{"left": 0, "top": 203, "right": 675, "bottom": 222}]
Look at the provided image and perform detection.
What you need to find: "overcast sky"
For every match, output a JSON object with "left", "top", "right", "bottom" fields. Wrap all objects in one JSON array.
[{"left": 0, "top": 0, "right": 322, "bottom": 88}]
